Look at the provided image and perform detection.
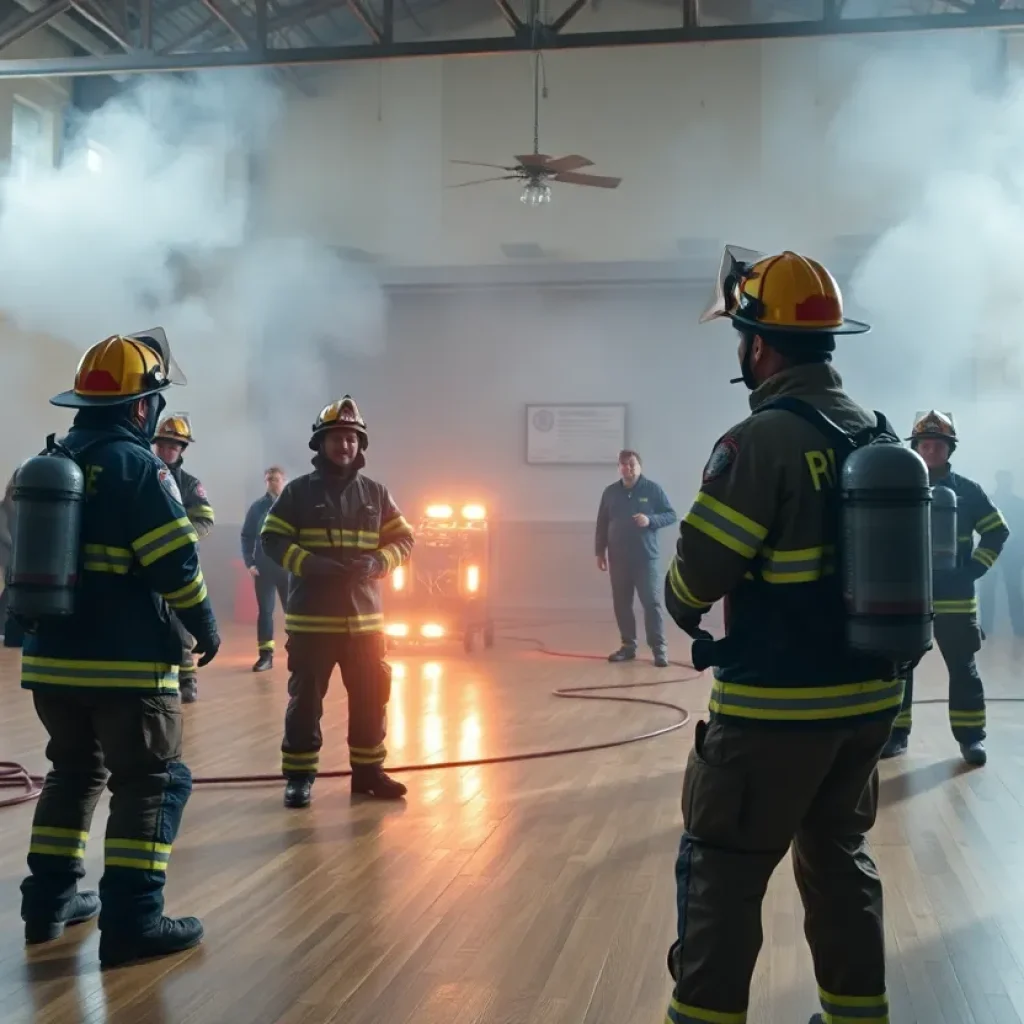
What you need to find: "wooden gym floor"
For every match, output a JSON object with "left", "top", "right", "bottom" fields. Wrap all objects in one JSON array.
[{"left": 2, "top": 619, "right": 1024, "bottom": 1024}]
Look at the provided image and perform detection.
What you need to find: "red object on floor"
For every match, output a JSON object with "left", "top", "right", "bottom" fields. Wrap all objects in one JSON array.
[{"left": 233, "top": 559, "right": 258, "bottom": 624}]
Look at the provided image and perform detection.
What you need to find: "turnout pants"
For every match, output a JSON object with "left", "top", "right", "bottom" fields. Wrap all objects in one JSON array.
[
  {"left": 170, "top": 612, "right": 196, "bottom": 693},
  {"left": 668, "top": 716, "right": 892, "bottom": 1024},
  {"left": 255, "top": 565, "right": 289, "bottom": 652},
  {"left": 891, "top": 614, "right": 985, "bottom": 744},
  {"left": 981, "top": 554, "right": 1024, "bottom": 637},
  {"left": 280, "top": 632, "right": 392, "bottom": 778},
  {"left": 609, "top": 553, "right": 665, "bottom": 653},
  {"left": 21, "top": 691, "right": 191, "bottom": 936}
]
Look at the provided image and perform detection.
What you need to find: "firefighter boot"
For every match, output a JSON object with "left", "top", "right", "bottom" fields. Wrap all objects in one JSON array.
[
  {"left": 961, "top": 741, "right": 987, "bottom": 766},
  {"left": 607, "top": 646, "right": 636, "bottom": 663},
  {"left": 24, "top": 889, "right": 100, "bottom": 945},
  {"left": 809, "top": 1016, "right": 824, "bottom": 1024},
  {"left": 284, "top": 778, "right": 312, "bottom": 808},
  {"left": 252, "top": 651, "right": 273, "bottom": 672},
  {"left": 99, "top": 915, "right": 204, "bottom": 968},
  {"left": 880, "top": 733, "right": 908, "bottom": 759},
  {"left": 351, "top": 765, "right": 407, "bottom": 800}
]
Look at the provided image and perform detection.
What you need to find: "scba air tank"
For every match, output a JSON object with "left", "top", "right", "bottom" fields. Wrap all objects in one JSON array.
[
  {"left": 841, "top": 443, "right": 933, "bottom": 662},
  {"left": 8, "top": 453, "right": 85, "bottom": 619},
  {"left": 930, "top": 484, "right": 958, "bottom": 573}
]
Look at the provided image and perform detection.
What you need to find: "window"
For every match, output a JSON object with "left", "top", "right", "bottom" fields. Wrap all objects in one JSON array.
[
  {"left": 9, "top": 97, "right": 53, "bottom": 180},
  {"left": 84, "top": 140, "right": 108, "bottom": 174}
]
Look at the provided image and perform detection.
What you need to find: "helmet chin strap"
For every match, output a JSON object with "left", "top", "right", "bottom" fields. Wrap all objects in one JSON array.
[{"left": 731, "top": 335, "right": 758, "bottom": 390}]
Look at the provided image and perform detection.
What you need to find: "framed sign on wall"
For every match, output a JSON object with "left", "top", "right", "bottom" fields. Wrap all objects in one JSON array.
[{"left": 525, "top": 403, "right": 627, "bottom": 465}]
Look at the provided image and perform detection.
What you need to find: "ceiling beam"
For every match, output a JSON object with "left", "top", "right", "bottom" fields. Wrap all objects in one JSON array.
[
  {"left": 8, "top": 0, "right": 111, "bottom": 54},
  {"left": 0, "top": 0, "right": 71, "bottom": 52},
  {"left": 2, "top": 8, "right": 1024, "bottom": 78}
]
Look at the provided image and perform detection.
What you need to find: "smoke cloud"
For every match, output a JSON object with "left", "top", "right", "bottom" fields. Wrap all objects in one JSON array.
[{"left": 0, "top": 69, "right": 386, "bottom": 514}]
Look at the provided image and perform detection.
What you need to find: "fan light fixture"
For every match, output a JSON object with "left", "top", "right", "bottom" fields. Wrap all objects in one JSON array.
[{"left": 521, "top": 181, "right": 552, "bottom": 206}]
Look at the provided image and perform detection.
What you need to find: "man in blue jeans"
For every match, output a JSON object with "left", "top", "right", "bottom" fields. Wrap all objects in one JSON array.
[
  {"left": 596, "top": 449, "right": 677, "bottom": 667},
  {"left": 241, "top": 465, "right": 290, "bottom": 672}
]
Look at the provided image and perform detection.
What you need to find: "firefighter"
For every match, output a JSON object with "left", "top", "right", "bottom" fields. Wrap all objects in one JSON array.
[
  {"left": 882, "top": 411, "right": 1008, "bottom": 765},
  {"left": 662, "top": 247, "right": 902, "bottom": 1024},
  {"left": 18, "top": 331, "right": 220, "bottom": 967},
  {"left": 152, "top": 414, "right": 214, "bottom": 703},
  {"left": 260, "top": 396, "right": 415, "bottom": 807}
]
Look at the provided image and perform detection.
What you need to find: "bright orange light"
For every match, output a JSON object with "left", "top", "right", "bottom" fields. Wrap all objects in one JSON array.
[
  {"left": 392, "top": 565, "right": 406, "bottom": 591},
  {"left": 421, "top": 623, "right": 445, "bottom": 639},
  {"left": 425, "top": 504, "right": 453, "bottom": 520},
  {"left": 390, "top": 661, "right": 406, "bottom": 679},
  {"left": 465, "top": 565, "right": 480, "bottom": 593},
  {"left": 461, "top": 503, "right": 486, "bottom": 521},
  {"left": 423, "top": 661, "right": 442, "bottom": 681},
  {"left": 385, "top": 623, "right": 409, "bottom": 637}
]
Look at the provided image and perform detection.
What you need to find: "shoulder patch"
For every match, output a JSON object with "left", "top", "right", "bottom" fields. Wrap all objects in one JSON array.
[
  {"left": 195, "top": 482, "right": 207, "bottom": 500},
  {"left": 158, "top": 466, "right": 183, "bottom": 504},
  {"left": 702, "top": 436, "right": 739, "bottom": 485}
]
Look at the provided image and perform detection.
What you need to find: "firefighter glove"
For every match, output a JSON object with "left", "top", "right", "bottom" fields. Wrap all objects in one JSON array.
[
  {"left": 349, "top": 552, "right": 389, "bottom": 580},
  {"left": 192, "top": 630, "right": 221, "bottom": 667}
]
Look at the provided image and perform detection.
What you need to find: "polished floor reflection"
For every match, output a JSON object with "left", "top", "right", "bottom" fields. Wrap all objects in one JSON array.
[{"left": 2, "top": 619, "right": 1024, "bottom": 1023}]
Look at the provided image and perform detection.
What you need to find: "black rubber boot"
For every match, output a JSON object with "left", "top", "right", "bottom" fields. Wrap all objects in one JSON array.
[
  {"left": 351, "top": 766, "right": 407, "bottom": 800},
  {"left": 880, "top": 733, "right": 907, "bottom": 759},
  {"left": 666, "top": 939, "right": 679, "bottom": 981},
  {"left": 24, "top": 889, "right": 100, "bottom": 945},
  {"left": 180, "top": 677, "right": 197, "bottom": 703},
  {"left": 99, "top": 915, "right": 204, "bottom": 968},
  {"left": 961, "top": 740, "right": 987, "bottom": 766},
  {"left": 808, "top": 1016, "right": 824, "bottom": 1024},
  {"left": 607, "top": 646, "right": 636, "bottom": 663},
  {"left": 284, "top": 778, "right": 312, "bottom": 808},
  {"left": 653, "top": 650, "right": 669, "bottom": 668},
  {"left": 252, "top": 651, "right": 273, "bottom": 672}
]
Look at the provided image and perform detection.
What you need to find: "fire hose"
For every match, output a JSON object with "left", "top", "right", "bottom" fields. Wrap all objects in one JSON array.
[{"left": 0, "top": 630, "right": 701, "bottom": 808}]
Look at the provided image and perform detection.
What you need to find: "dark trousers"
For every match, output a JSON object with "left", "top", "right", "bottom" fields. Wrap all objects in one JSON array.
[
  {"left": 170, "top": 612, "right": 195, "bottom": 693},
  {"left": 981, "top": 555, "right": 1024, "bottom": 637},
  {"left": 668, "top": 716, "right": 892, "bottom": 1022},
  {"left": 609, "top": 553, "right": 665, "bottom": 652},
  {"left": 21, "top": 691, "right": 191, "bottom": 935},
  {"left": 254, "top": 565, "right": 289, "bottom": 651},
  {"left": 281, "top": 632, "right": 392, "bottom": 778},
  {"left": 891, "top": 614, "right": 985, "bottom": 743}
]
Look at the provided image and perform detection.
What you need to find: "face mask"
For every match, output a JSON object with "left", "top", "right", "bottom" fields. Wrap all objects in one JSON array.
[{"left": 732, "top": 335, "right": 758, "bottom": 391}]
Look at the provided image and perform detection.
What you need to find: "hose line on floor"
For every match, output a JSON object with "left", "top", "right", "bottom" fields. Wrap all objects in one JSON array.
[{"left": 0, "top": 633, "right": 699, "bottom": 806}]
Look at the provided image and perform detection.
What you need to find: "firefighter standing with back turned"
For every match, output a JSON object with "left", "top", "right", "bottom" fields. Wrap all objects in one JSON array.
[
  {"left": 882, "top": 411, "right": 1008, "bottom": 765},
  {"left": 16, "top": 331, "right": 220, "bottom": 966},
  {"left": 152, "top": 414, "right": 215, "bottom": 703},
  {"left": 662, "top": 247, "right": 911, "bottom": 1024},
  {"left": 260, "top": 396, "right": 415, "bottom": 807}
]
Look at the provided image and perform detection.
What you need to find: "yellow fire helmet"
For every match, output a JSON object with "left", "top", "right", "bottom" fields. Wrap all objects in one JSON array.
[
  {"left": 309, "top": 395, "right": 369, "bottom": 452},
  {"left": 154, "top": 413, "right": 194, "bottom": 447},
  {"left": 51, "top": 327, "right": 186, "bottom": 408},
  {"left": 907, "top": 409, "right": 958, "bottom": 447},
  {"left": 700, "top": 245, "right": 870, "bottom": 335}
]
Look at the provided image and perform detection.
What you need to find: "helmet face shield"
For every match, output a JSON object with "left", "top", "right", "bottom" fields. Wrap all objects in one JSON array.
[
  {"left": 698, "top": 245, "right": 766, "bottom": 325},
  {"left": 130, "top": 327, "right": 186, "bottom": 386}
]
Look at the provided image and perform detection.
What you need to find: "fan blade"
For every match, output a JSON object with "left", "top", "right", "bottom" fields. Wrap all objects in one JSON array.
[
  {"left": 516, "top": 153, "right": 552, "bottom": 167},
  {"left": 450, "top": 159, "right": 519, "bottom": 171},
  {"left": 553, "top": 171, "right": 622, "bottom": 189},
  {"left": 542, "top": 155, "right": 594, "bottom": 172},
  {"left": 447, "top": 175, "right": 521, "bottom": 188}
]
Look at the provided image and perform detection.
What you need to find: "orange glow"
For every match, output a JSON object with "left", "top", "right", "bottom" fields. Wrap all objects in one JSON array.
[
  {"left": 390, "top": 661, "right": 406, "bottom": 680},
  {"left": 423, "top": 661, "right": 442, "bottom": 681},
  {"left": 385, "top": 622, "right": 409, "bottom": 637},
  {"left": 388, "top": 668, "right": 405, "bottom": 749},
  {"left": 392, "top": 565, "right": 406, "bottom": 591},
  {"left": 425, "top": 503, "right": 453, "bottom": 520},
  {"left": 461, "top": 503, "right": 487, "bottom": 521},
  {"left": 421, "top": 623, "right": 445, "bottom": 639},
  {"left": 465, "top": 565, "right": 480, "bottom": 593}
]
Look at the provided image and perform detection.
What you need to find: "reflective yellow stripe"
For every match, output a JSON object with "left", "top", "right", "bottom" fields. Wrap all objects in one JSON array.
[
  {"left": 29, "top": 825, "right": 88, "bottom": 859},
  {"left": 377, "top": 543, "right": 408, "bottom": 573},
  {"left": 666, "top": 997, "right": 746, "bottom": 1024},
  {"left": 82, "top": 543, "right": 133, "bottom": 574},
  {"left": 296, "top": 528, "right": 379, "bottom": 550},
  {"left": 189, "top": 504, "right": 215, "bottom": 523},
  {"left": 818, "top": 987, "right": 888, "bottom": 1023},
  {"left": 281, "top": 544, "right": 309, "bottom": 575},
  {"left": 709, "top": 678, "right": 903, "bottom": 721},
  {"left": 131, "top": 517, "right": 197, "bottom": 567},
  {"left": 760, "top": 545, "right": 834, "bottom": 584},
  {"left": 949, "top": 709, "right": 986, "bottom": 726},
  {"left": 258, "top": 640, "right": 275, "bottom": 651},
  {"left": 976, "top": 510, "right": 1006, "bottom": 534},
  {"left": 285, "top": 612, "right": 384, "bottom": 635},
  {"left": 668, "top": 559, "right": 712, "bottom": 610},
  {"left": 380, "top": 515, "right": 414, "bottom": 539},
  {"left": 104, "top": 837, "right": 172, "bottom": 872},
  {"left": 934, "top": 599, "right": 977, "bottom": 614},
  {"left": 972, "top": 547, "right": 997, "bottom": 568},
  {"left": 261, "top": 514, "right": 296, "bottom": 537},
  {"left": 894, "top": 709, "right": 912, "bottom": 729},
  {"left": 350, "top": 743, "right": 387, "bottom": 765},
  {"left": 22, "top": 656, "right": 179, "bottom": 692},
  {"left": 161, "top": 570, "right": 208, "bottom": 610},
  {"left": 282, "top": 751, "right": 320, "bottom": 773},
  {"left": 684, "top": 492, "right": 767, "bottom": 560}
]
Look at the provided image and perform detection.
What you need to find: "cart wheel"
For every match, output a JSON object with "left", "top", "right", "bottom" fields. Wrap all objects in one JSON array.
[
  {"left": 483, "top": 624, "right": 495, "bottom": 649},
  {"left": 463, "top": 629, "right": 476, "bottom": 654}
]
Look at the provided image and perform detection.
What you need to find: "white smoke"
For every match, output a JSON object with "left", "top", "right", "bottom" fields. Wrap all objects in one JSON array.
[{"left": 0, "top": 69, "right": 386, "bottom": 513}]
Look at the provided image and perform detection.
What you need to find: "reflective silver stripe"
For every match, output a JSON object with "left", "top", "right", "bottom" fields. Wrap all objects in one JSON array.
[
  {"left": 760, "top": 546, "right": 833, "bottom": 583},
  {"left": 22, "top": 657, "right": 179, "bottom": 691},
  {"left": 710, "top": 678, "right": 904, "bottom": 720},
  {"left": 684, "top": 493, "right": 766, "bottom": 560},
  {"left": 83, "top": 544, "right": 133, "bottom": 572},
  {"left": 131, "top": 517, "right": 197, "bottom": 566},
  {"left": 104, "top": 840, "right": 171, "bottom": 871}
]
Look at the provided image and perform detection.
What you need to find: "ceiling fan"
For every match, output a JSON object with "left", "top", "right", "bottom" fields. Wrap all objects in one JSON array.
[{"left": 449, "top": 52, "right": 622, "bottom": 205}]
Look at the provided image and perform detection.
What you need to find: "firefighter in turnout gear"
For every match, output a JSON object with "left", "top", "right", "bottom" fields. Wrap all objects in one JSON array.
[
  {"left": 260, "top": 396, "right": 415, "bottom": 807},
  {"left": 882, "top": 411, "right": 1008, "bottom": 766},
  {"left": 152, "top": 414, "right": 214, "bottom": 704},
  {"left": 19, "top": 330, "right": 220, "bottom": 967},
  {"left": 662, "top": 247, "right": 901, "bottom": 1024}
]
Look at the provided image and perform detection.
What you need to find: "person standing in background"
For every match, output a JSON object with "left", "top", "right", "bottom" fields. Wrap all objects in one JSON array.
[
  {"left": 981, "top": 470, "right": 1024, "bottom": 645},
  {"left": 0, "top": 475, "right": 14, "bottom": 638},
  {"left": 241, "top": 465, "right": 289, "bottom": 672},
  {"left": 595, "top": 449, "right": 677, "bottom": 668}
]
